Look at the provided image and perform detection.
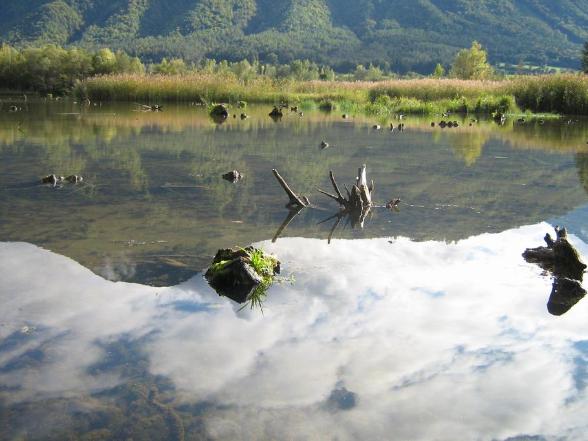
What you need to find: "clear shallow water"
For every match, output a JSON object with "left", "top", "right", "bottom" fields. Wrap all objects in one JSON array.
[{"left": 2, "top": 102, "right": 588, "bottom": 440}]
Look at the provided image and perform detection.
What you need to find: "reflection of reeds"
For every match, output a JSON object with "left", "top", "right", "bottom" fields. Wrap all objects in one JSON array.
[{"left": 78, "top": 74, "right": 588, "bottom": 116}]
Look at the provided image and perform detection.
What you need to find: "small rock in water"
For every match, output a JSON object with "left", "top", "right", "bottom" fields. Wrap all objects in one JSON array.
[
  {"left": 205, "top": 246, "right": 280, "bottom": 304},
  {"left": 41, "top": 174, "right": 63, "bottom": 185},
  {"left": 222, "top": 170, "right": 243, "bottom": 182},
  {"left": 269, "top": 106, "right": 283, "bottom": 118},
  {"left": 386, "top": 198, "right": 401, "bottom": 209},
  {"left": 431, "top": 122, "right": 435, "bottom": 127},
  {"left": 373, "top": 124, "right": 381, "bottom": 130},
  {"left": 65, "top": 175, "right": 83, "bottom": 183},
  {"left": 342, "top": 114, "right": 349, "bottom": 119},
  {"left": 320, "top": 140, "right": 329, "bottom": 149},
  {"left": 240, "top": 113, "right": 248, "bottom": 119}
]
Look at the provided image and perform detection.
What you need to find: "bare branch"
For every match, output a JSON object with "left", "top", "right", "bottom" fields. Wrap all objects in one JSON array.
[{"left": 272, "top": 169, "right": 308, "bottom": 207}]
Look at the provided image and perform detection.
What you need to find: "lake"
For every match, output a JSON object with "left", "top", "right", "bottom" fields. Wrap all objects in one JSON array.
[{"left": 2, "top": 101, "right": 588, "bottom": 440}]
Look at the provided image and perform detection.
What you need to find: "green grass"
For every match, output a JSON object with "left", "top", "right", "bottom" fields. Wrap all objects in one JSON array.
[
  {"left": 238, "top": 247, "right": 280, "bottom": 313},
  {"left": 75, "top": 73, "right": 588, "bottom": 116}
]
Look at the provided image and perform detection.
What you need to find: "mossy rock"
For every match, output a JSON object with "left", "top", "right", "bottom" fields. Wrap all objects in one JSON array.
[
  {"left": 210, "top": 104, "right": 229, "bottom": 118},
  {"left": 205, "top": 247, "right": 280, "bottom": 304}
]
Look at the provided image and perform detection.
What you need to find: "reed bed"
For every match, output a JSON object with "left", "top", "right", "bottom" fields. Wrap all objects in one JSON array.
[
  {"left": 77, "top": 73, "right": 588, "bottom": 115},
  {"left": 368, "top": 78, "right": 510, "bottom": 101},
  {"left": 509, "top": 74, "right": 588, "bottom": 115}
]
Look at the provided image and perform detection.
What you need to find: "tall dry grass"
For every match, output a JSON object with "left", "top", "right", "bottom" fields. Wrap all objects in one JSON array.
[
  {"left": 76, "top": 73, "right": 588, "bottom": 115},
  {"left": 509, "top": 74, "right": 588, "bottom": 115}
]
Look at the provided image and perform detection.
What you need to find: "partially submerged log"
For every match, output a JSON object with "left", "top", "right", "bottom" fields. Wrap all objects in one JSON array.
[
  {"left": 523, "top": 225, "right": 587, "bottom": 316},
  {"left": 523, "top": 226, "right": 586, "bottom": 279},
  {"left": 272, "top": 169, "right": 310, "bottom": 208}
]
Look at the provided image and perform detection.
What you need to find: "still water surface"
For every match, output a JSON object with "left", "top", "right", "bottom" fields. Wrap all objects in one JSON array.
[{"left": 2, "top": 102, "right": 588, "bottom": 440}]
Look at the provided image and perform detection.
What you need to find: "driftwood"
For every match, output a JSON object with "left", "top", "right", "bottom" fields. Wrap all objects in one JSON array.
[
  {"left": 523, "top": 226, "right": 586, "bottom": 279},
  {"left": 523, "top": 226, "right": 587, "bottom": 316},
  {"left": 271, "top": 164, "right": 399, "bottom": 243},
  {"left": 318, "top": 164, "right": 374, "bottom": 228},
  {"left": 272, "top": 169, "right": 310, "bottom": 208}
]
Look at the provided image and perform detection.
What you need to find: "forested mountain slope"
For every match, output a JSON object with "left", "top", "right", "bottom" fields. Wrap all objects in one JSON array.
[{"left": 1, "top": 0, "right": 587, "bottom": 72}]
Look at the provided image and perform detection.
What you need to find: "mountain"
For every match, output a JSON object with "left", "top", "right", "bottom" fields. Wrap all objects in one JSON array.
[{"left": 1, "top": 0, "right": 587, "bottom": 73}]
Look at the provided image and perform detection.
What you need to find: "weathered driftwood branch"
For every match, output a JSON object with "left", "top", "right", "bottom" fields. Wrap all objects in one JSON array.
[{"left": 272, "top": 169, "right": 310, "bottom": 208}]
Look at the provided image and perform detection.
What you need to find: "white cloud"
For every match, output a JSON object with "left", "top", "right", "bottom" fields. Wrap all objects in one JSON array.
[{"left": 2, "top": 222, "right": 588, "bottom": 440}]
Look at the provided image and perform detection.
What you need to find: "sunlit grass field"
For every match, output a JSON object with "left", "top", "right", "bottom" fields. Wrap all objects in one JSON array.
[{"left": 77, "top": 73, "right": 588, "bottom": 115}]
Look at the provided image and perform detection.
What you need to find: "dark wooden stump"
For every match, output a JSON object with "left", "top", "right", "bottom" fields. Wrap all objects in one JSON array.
[{"left": 523, "top": 226, "right": 587, "bottom": 316}]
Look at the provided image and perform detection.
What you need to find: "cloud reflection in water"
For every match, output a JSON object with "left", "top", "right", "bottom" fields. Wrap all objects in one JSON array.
[{"left": 1, "top": 222, "right": 588, "bottom": 440}]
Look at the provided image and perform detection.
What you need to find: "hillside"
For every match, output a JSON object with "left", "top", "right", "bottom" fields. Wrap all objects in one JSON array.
[{"left": 1, "top": 0, "right": 587, "bottom": 73}]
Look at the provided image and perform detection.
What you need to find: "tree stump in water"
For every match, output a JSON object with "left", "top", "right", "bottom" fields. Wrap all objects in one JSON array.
[
  {"left": 523, "top": 226, "right": 586, "bottom": 279},
  {"left": 318, "top": 164, "right": 374, "bottom": 228},
  {"left": 523, "top": 225, "right": 587, "bottom": 315}
]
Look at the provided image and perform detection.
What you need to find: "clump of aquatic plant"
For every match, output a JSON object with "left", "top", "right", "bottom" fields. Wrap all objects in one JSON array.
[
  {"left": 205, "top": 246, "right": 281, "bottom": 313},
  {"left": 246, "top": 247, "right": 278, "bottom": 278}
]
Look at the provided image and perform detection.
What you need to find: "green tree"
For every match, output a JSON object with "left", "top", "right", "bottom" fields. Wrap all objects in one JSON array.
[
  {"left": 582, "top": 41, "right": 588, "bottom": 74},
  {"left": 432, "top": 63, "right": 445, "bottom": 78},
  {"left": 152, "top": 58, "right": 188, "bottom": 75},
  {"left": 92, "top": 48, "right": 117, "bottom": 75},
  {"left": 450, "top": 41, "right": 493, "bottom": 80}
]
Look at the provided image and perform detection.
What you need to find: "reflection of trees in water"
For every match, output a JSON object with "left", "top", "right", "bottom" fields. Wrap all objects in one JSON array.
[{"left": 447, "top": 131, "right": 490, "bottom": 166}]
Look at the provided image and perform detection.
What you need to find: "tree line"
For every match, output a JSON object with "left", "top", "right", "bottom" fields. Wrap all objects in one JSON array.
[{"left": 0, "top": 40, "right": 544, "bottom": 97}]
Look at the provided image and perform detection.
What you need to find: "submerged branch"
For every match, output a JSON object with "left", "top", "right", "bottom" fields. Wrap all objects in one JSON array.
[{"left": 272, "top": 169, "right": 309, "bottom": 208}]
